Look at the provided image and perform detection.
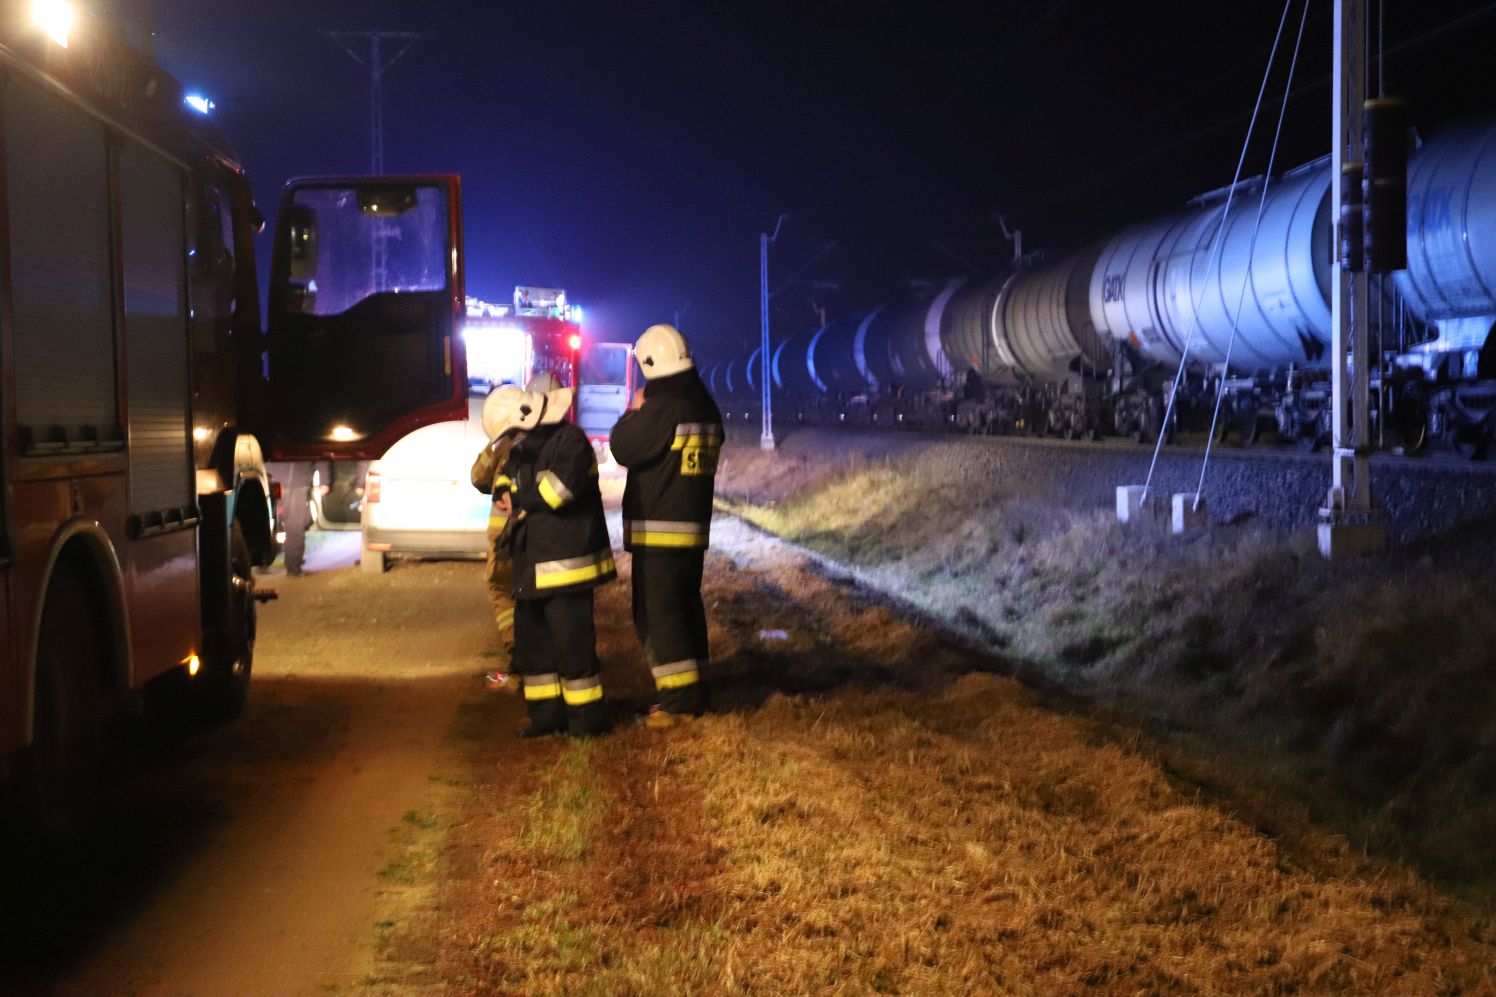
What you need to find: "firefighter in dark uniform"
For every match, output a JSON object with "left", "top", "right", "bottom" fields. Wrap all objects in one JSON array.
[
  {"left": 472, "top": 407, "right": 521, "bottom": 641},
  {"left": 609, "top": 324, "right": 723, "bottom": 728},
  {"left": 470, "top": 373, "right": 564, "bottom": 649},
  {"left": 489, "top": 384, "right": 616, "bottom": 738}
]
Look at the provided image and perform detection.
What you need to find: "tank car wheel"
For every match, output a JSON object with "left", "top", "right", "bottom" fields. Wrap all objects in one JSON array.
[
  {"left": 1454, "top": 429, "right": 1490, "bottom": 461},
  {"left": 1238, "top": 412, "right": 1261, "bottom": 447},
  {"left": 1397, "top": 416, "right": 1429, "bottom": 454}
]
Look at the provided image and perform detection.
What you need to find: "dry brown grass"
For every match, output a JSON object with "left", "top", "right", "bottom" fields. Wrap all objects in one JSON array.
[
  {"left": 718, "top": 438, "right": 1496, "bottom": 903},
  {"left": 419, "top": 523, "right": 1496, "bottom": 996}
]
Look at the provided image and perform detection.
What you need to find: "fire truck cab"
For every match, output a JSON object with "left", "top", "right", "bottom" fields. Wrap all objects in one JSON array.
[{"left": 0, "top": 2, "right": 469, "bottom": 832}]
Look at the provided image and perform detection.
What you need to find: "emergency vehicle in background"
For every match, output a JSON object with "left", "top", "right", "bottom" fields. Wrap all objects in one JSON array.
[
  {"left": 361, "top": 286, "right": 635, "bottom": 570},
  {"left": 0, "top": 2, "right": 469, "bottom": 829}
]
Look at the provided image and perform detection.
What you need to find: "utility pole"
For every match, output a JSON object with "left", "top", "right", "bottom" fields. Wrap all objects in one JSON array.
[
  {"left": 759, "top": 214, "right": 788, "bottom": 452},
  {"left": 327, "top": 31, "right": 426, "bottom": 288},
  {"left": 1319, "top": 0, "right": 1387, "bottom": 558}
]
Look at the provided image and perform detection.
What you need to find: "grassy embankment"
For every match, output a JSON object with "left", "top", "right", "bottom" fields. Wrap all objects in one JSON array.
[
  {"left": 383, "top": 526, "right": 1496, "bottom": 995},
  {"left": 715, "top": 442, "right": 1496, "bottom": 903}
]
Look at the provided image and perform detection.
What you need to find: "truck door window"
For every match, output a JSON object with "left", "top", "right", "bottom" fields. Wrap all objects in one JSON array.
[
  {"left": 581, "top": 345, "right": 629, "bottom": 386},
  {"left": 263, "top": 177, "right": 465, "bottom": 457},
  {"left": 282, "top": 184, "right": 448, "bottom": 316}
]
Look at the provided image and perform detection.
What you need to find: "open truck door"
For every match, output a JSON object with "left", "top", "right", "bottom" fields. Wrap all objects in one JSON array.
[{"left": 261, "top": 175, "right": 466, "bottom": 459}]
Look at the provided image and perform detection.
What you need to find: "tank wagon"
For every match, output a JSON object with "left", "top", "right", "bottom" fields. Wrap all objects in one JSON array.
[{"left": 722, "top": 122, "right": 1496, "bottom": 457}]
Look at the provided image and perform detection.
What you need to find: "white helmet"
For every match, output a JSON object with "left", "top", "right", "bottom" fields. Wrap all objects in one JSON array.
[
  {"left": 481, "top": 386, "right": 544, "bottom": 440},
  {"left": 634, "top": 323, "right": 694, "bottom": 380},
  {"left": 526, "top": 371, "right": 562, "bottom": 393},
  {"left": 524, "top": 371, "right": 572, "bottom": 424},
  {"left": 539, "top": 387, "right": 574, "bottom": 425}
]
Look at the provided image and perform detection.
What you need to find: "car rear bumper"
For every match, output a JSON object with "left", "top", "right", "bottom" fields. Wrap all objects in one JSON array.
[{"left": 364, "top": 524, "right": 486, "bottom": 558}]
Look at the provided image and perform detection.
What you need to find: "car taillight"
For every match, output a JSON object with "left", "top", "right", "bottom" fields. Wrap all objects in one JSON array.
[{"left": 366, "top": 470, "right": 381, "bottom": 503}]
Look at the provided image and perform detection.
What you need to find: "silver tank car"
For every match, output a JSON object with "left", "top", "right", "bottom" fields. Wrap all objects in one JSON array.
[
  {"left": 1090, "top": 161, "right": 1334, "bottom": 371},
  {"left": 772, "top": 333, "right": 818, "bottom": 398},
  {"left": 1397, "top": 122, "right": 1496, "bottom": 350},
  {"left": 991, "top": 243, "right": 1110, "bottom": 383},
  {"left": 807, "top": 310, "right": 877, "bottom": 396},
  {"left": 860, "top": 281, "right": 961, "bottom": 393},
  {"left": 938, "top": 276, "right": 1010, "bottom": 382},
  {"left": 704, "top": 358, "right": 728, "bottom": 398}
]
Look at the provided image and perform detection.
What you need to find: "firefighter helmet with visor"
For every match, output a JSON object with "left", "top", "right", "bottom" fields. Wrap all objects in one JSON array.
[
  {"left": 634, "top": 323, "right": 695, "bottom": 380},
  {"left": 482, "top": 386, "right": 544, "bottom": 440}
]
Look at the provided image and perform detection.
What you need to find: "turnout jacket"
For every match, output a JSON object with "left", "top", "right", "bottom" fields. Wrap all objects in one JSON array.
[
  {"left": 471, "top": 433, "right": 521, "bottom": 536},
  {"left": 500, "top": 422, "right": 616, "bottom": 599},
  {"left": 609, "top": 368, "right": 723, "bottom": 552}
]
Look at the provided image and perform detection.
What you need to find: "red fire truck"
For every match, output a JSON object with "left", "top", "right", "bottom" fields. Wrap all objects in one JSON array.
[
  {"left": 466, "top": 286, "right": 583, "bottom": 393},
  {"left": 464, "top": 287, "right": 634, "bottom": 454},
  {"left": 0, "top": 3, "right": 469, "bottom": 829}
]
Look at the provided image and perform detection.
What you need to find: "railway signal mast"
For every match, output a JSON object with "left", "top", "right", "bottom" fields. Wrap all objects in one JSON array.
[
  {"left": 1319, "top": 0, "right": 1389, "bottom": 558},
  {"left": 327, "top": 30, "right": 426, "bottom": 290},
  {"left": 759, "top": 214, "right": 787, "bottom": 451}
]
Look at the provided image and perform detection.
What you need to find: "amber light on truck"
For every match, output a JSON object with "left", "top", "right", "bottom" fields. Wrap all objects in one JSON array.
[
  {"left": 32, "top": 0, "right": 73, "bottom": 47},
  {"left": 182, "top": 653, "right": 201, "bottom": 677}
]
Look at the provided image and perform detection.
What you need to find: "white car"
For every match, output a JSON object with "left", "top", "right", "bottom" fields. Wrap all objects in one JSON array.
[{"left": 360, "top": 396, "right": 492, "bottom": 572}]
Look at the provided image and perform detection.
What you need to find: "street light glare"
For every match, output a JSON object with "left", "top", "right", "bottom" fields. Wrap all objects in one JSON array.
[{"left": 32, "top": 0, "right": 73, "bottom": 48}]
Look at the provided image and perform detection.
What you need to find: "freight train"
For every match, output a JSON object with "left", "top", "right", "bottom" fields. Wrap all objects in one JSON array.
[{"left": 708, "top": 121, "right": 1496, "bottom": 458}]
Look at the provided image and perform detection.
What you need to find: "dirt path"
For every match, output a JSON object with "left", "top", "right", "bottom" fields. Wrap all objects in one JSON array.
[{"left": 1, "top": 536, "right": 500, "bottom": 997}]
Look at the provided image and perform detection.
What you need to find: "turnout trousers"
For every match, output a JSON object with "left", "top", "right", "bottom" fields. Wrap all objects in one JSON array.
[
  {"left": 485, "top": 522, "right": 515, "bottom": 644},
  {"left": 630, "top": 550, "right": 708, "bottom": 715},
  {"left": 514, "top": 591, "right": 607, "bottom": 736}
]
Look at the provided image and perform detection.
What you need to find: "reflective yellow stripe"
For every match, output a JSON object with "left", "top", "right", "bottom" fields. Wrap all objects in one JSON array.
[
  {"left": 495, "top": 607, "right": 514, "bottom": 631},
  {"left": 655, "top": 669, "right": 700, "bottom": 690},
  {"left": 537, "top": 471, "right": 572, "bottom": 510},
  {"left": 493, "top": 473, "right": 515, "bottom": 491},
  {"left": 534, "top": 553, "right": 616, "bottom": 590},
  {"left": 629, "top": 531, "right": 708, "bottom": 548},
  {"left": 563, "top": 685, "right": 603, "bottom": 706},
  {"left": 489, "top": 512, "right": 509, "bottom": 530},
  {"left": 562, "top": 680, "right": 604, "bottom": 706},
  {"left": 524, "top": 682, "right": 561, "bottom": 700}
]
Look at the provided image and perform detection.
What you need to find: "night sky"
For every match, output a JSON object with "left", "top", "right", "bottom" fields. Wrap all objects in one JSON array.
[{"left": 140, "top": 0, "right": 1495, "bottom": 359}]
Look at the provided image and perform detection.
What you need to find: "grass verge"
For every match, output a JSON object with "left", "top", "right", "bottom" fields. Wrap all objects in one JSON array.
[{"left": 717, "top": 438, "right": 1496, "bottom": 903}]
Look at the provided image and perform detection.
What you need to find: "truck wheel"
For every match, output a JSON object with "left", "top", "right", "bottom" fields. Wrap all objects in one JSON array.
[
  {"left": 18, "top": 569, "right": 109, "bottom": 840},
  {"left": 213, "top": 523, "right": 256, "bottom": 719},
  {"left": 180, "top": 522, "right": 255, "bottom": 728}
]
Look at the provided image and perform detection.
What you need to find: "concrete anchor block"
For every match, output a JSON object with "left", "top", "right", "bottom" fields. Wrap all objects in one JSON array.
[
  {"left": 1172, "top": 492, "right": 1207, "bottom": 535},
  {"left": 1317, "top": 506, "right": 1388, "bottom": 559},
  {"left": 1116, "top": 485, "right": 1147, "bottom": 524}
]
